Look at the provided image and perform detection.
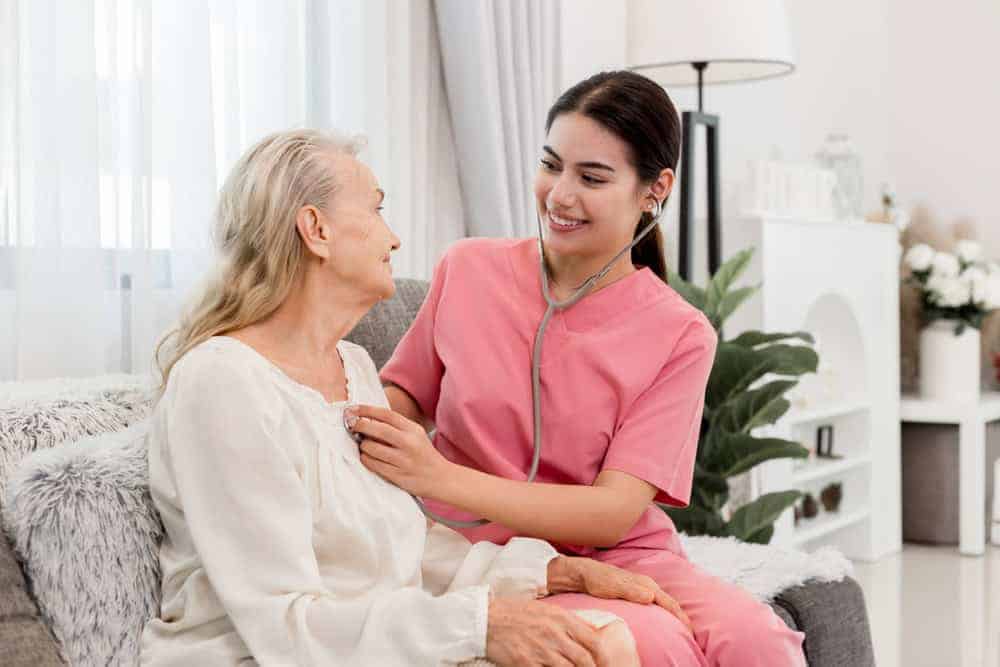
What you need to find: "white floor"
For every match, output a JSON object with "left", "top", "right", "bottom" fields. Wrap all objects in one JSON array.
[{"left": 852, "top": 543, "right": 1000, "bottom": 667}]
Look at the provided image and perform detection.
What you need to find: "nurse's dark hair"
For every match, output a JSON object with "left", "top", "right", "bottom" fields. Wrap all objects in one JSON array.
[{"left": 545, "top": 70, "right": 680, "bottom": 284}]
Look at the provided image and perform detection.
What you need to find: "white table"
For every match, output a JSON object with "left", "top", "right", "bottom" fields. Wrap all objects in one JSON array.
[{"left": 900, "top": 392, "right": 1000, "bottom": 556}]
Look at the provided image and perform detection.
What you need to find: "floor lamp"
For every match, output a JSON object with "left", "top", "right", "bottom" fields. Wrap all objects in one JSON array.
[{"left": 626, "top": 0, "right": 796, "bottom": 281}]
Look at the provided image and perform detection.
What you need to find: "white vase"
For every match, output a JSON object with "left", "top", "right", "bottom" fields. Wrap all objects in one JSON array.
[{"left": 919, "top": 320, "right": 981, "bottom": 401}]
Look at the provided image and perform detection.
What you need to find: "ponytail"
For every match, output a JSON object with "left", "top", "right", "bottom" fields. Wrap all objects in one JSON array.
[{"left": 631, "top": 214, "right": 668, "bottom": 284}]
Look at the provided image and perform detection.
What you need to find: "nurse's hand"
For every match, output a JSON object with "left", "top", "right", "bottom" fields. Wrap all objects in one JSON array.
[
  {"left": 486, "top": 597, "right": 603, "bottom": 667},
  {"left": 551, "top": 556, "right": 693, "bottom": 633},
  {"left": 345, "top": 404, "right": 452, "bottom": 498}
]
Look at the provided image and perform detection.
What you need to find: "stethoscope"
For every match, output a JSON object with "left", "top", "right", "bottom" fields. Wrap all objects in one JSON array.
[{"left": 347, "top": 197, "right": 665, "bottom": 528}]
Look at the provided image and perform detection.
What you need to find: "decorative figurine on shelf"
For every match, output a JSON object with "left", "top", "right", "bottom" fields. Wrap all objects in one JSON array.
[
  {"left": 820, "top": 482, "right": 843, "bottom": 512},
  {"left": 802, "top": 493, "right": 819, "bottom": 519},
  {"left": 865, "top": 182, "right": 910, "bottom": 232},
  {"left": 816, "top": 424, "right": 841, "bottom": 459}
]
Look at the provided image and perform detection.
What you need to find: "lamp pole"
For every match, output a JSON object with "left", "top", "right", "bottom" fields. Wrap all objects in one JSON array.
[{"left": 677, "top": 61, "right": 721, "bottom": 281}]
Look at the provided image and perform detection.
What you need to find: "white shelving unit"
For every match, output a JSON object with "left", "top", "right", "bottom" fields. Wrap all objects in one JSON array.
[
  {"left": 792, "top": 453, "right": 872, "bottom": 485},
  {"left": 723, "top": 217, "right": 902, "bottom": 562},
  {"left": 899, "top": 392, "right": 1000, "bottom": 556},
  {"left": 792, "top": 507, "right": 871, "bottom": 547},
  {"left": 783, "top": 397, "right": 871, "bottom": 426}
]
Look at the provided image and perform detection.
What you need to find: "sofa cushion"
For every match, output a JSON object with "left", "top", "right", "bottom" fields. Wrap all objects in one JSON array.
[
  {"left": 775, "top": 578, "right": 875, "bottom": 667},
  {"left": 0, "top": 532, "right": 38, "bottom": 620},
  {"left": 770, "top": 602, "right": 797, "bottom": 631},
  {"left": 3, "top": 424, "right": 161, "bottom": 666},
  {"left": 0, "top": 374, "right": 153, "bottom": 503},
  {"left": 0, "top": 616, "right": 65, "bottom": 667}
]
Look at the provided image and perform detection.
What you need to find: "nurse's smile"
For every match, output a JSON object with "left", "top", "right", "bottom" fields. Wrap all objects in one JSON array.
[{"left": 547, "top": 211, "right": 589, "bottom": 233}]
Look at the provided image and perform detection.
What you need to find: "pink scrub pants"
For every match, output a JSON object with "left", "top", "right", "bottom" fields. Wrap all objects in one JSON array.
[{"left": 541, "top": 547, "right": 807, "bottom": 666}]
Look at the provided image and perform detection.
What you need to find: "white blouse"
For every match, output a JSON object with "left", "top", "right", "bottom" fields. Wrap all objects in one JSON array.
[{"left": 140, "top": 336, "right": 559, "bottom": 666}]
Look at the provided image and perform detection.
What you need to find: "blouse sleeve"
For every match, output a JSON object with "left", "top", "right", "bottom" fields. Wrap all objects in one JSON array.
[
  {"left": 421, "top": 523, "right": 559, "bottom": 599},
  {"left": 161, "top": 356, "right": 489, "bottom": 665},
  {"left": 601, "top": 315, "right": 718, "bottom": 507},
  {"left": 379, "top": 249, "right": 451, "bottom": 420}
]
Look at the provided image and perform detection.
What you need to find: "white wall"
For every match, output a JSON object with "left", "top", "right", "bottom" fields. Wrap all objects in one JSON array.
[
  {"left": 559, "top": 0, "right": 626, "bottom": 90},
  {"left": 558, "top": 0, "right": 1000, "bottom": 276},
  {"left": 887, "top": 0, "right": 1000, "bottom": 254}
]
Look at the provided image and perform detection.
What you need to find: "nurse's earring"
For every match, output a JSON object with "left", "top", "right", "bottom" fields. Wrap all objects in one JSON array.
[{"left": 646, "top": 195, "right": 663, "bottom": 220}]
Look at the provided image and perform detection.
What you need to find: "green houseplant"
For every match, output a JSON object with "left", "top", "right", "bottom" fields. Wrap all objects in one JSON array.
[{"left": 662, "top": 248, "right": 819, "bottom": 544}]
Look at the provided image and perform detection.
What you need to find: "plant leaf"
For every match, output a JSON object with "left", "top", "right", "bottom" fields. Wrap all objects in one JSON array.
[
  {"left": 728, "top": 330, "right": 815, "bottom": 348},
  {"left": 694, "top": 426, "right": 721, "bottom": 468},
  {"left": 714, "top": 285, "right": 759, "bottom": 328},
  {"left": 692, "top": 466, "right": 729, "bottom": 510},
  {"left": 725, "top": 490, "right": 801, "bottom": 542},
  {"left": 715, "top": 379, "right": 797, "bottom": 433},
  {"left": 705, "top": 248, "right": 755, "bottom": 316},
  {"left": 704, "top": 433, "right": 809, "bottom": 478},
  {"left": 659, "top": 502, "right": 727, "bottom": 537},
  {"left": 767, "top": 344, "right": 820, "bottom": 375},
  {"left": 666, "top": 269, "right": 707, "bottom": 311},
  {"left": 693, "top": 465, "right": 729, "bottom": 494},
  {"left": 742, "top": 523, "right": 775, "bottom": 545},
  {"left": 706, "top": 343, "right": 818, "bottom": 408}
]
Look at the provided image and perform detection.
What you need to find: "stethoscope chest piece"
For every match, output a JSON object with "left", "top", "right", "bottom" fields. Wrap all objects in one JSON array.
[{"left": 342, "top": 404, "right": 364, "bottom": 444}]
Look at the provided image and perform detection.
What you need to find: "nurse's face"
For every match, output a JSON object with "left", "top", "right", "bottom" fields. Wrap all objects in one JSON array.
[{"left": 533, "top": 112, "right": 654, "bottom": 262}]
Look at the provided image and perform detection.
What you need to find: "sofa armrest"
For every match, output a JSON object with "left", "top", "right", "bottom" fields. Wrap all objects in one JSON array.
[
  {"left": 768, "top": 600, "right": 798, "bottom": 632},
  {"left": 0, "top": 534, "right": 64, "bottom": 666},
  {"left": 774, "top": 577, "right": 875, "bottom": 667}
]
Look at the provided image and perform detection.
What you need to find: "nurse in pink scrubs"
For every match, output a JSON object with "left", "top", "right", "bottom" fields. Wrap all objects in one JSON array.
[{"left": 348, "top": 71, "right": 806, "bottom": 666}]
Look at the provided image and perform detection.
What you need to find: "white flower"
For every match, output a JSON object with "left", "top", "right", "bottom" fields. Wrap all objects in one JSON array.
[
  {"left": 955, "top": 240, "right": 983, "bottom": 264},
  {"left": 927, "top": 273, "right": 971, "bottom": 308},
  {"left": 962, "top": 267, "right": 989, "bottom": 306},
  {"left": 904, "top": 243, "right": 935, "bottom": 272},
  {"left": 930, "top": 252, "right": 961, "bottom": 278}
]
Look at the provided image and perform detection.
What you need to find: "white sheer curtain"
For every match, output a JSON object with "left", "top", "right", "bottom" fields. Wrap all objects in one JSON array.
[
  {"left": 0, "top": 0, "right": 464, "bottom": 382},
  {"left": 434, "top": 0, "right": 561, "bottom": 238}
]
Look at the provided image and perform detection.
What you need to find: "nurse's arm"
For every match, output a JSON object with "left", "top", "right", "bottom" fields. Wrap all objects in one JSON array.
[
  {"left": 384, "top": 383, "right": 434, "bottom": 431},
  {"left": 439, "top": 467, "right": 658, "bottom": 549},
  {"left": 360, "top": 397, "right": 655, "bottom": 548}
]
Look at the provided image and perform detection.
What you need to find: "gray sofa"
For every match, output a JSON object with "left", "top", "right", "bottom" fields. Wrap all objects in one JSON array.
[{"left": 0, "top": 278, "right": 875, "bottom": 666}]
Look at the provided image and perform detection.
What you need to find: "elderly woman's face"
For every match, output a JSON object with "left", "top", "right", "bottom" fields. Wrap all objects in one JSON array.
[{"left": 321, "top": 154, "right": 400, "bottom": 301}]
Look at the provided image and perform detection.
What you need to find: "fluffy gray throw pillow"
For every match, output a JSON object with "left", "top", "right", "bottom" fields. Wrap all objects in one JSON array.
[
  {"left": 0, "top": 375, "right": 153, "bottom": 503},
  {"left": 3, "top": 423, "right": 162, "bottom": 666}
]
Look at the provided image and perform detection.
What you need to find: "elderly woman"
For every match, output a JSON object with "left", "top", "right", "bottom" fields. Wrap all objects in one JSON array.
[{"left": 138, "top": 129, "right": 685, "bottom": 666}]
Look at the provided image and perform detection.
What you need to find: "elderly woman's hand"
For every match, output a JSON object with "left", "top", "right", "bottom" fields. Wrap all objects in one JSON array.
[
  {"left": 485, "top": 597, "right": 603, "bottom": 667},
  {"left": 548, "top": 556, "right": 692, "bottom": 633},
  {"left": 345, "top": 404, "right": 453, "bottom": 498}
]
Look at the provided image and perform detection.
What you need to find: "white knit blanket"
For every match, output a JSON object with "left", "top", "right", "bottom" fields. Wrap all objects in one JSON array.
[{"left": 681, "top": 533, "right": 853, "bottom": 601}]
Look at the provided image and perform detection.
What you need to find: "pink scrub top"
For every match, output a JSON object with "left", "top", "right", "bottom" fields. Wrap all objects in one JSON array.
[{"left": 380, "top": 237, "right": 718, "bottom": 557}]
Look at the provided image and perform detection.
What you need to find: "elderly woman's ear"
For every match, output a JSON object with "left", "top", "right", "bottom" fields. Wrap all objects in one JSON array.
[{"left": 296, "top": 205, "right": 332, "bottom": 260}]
